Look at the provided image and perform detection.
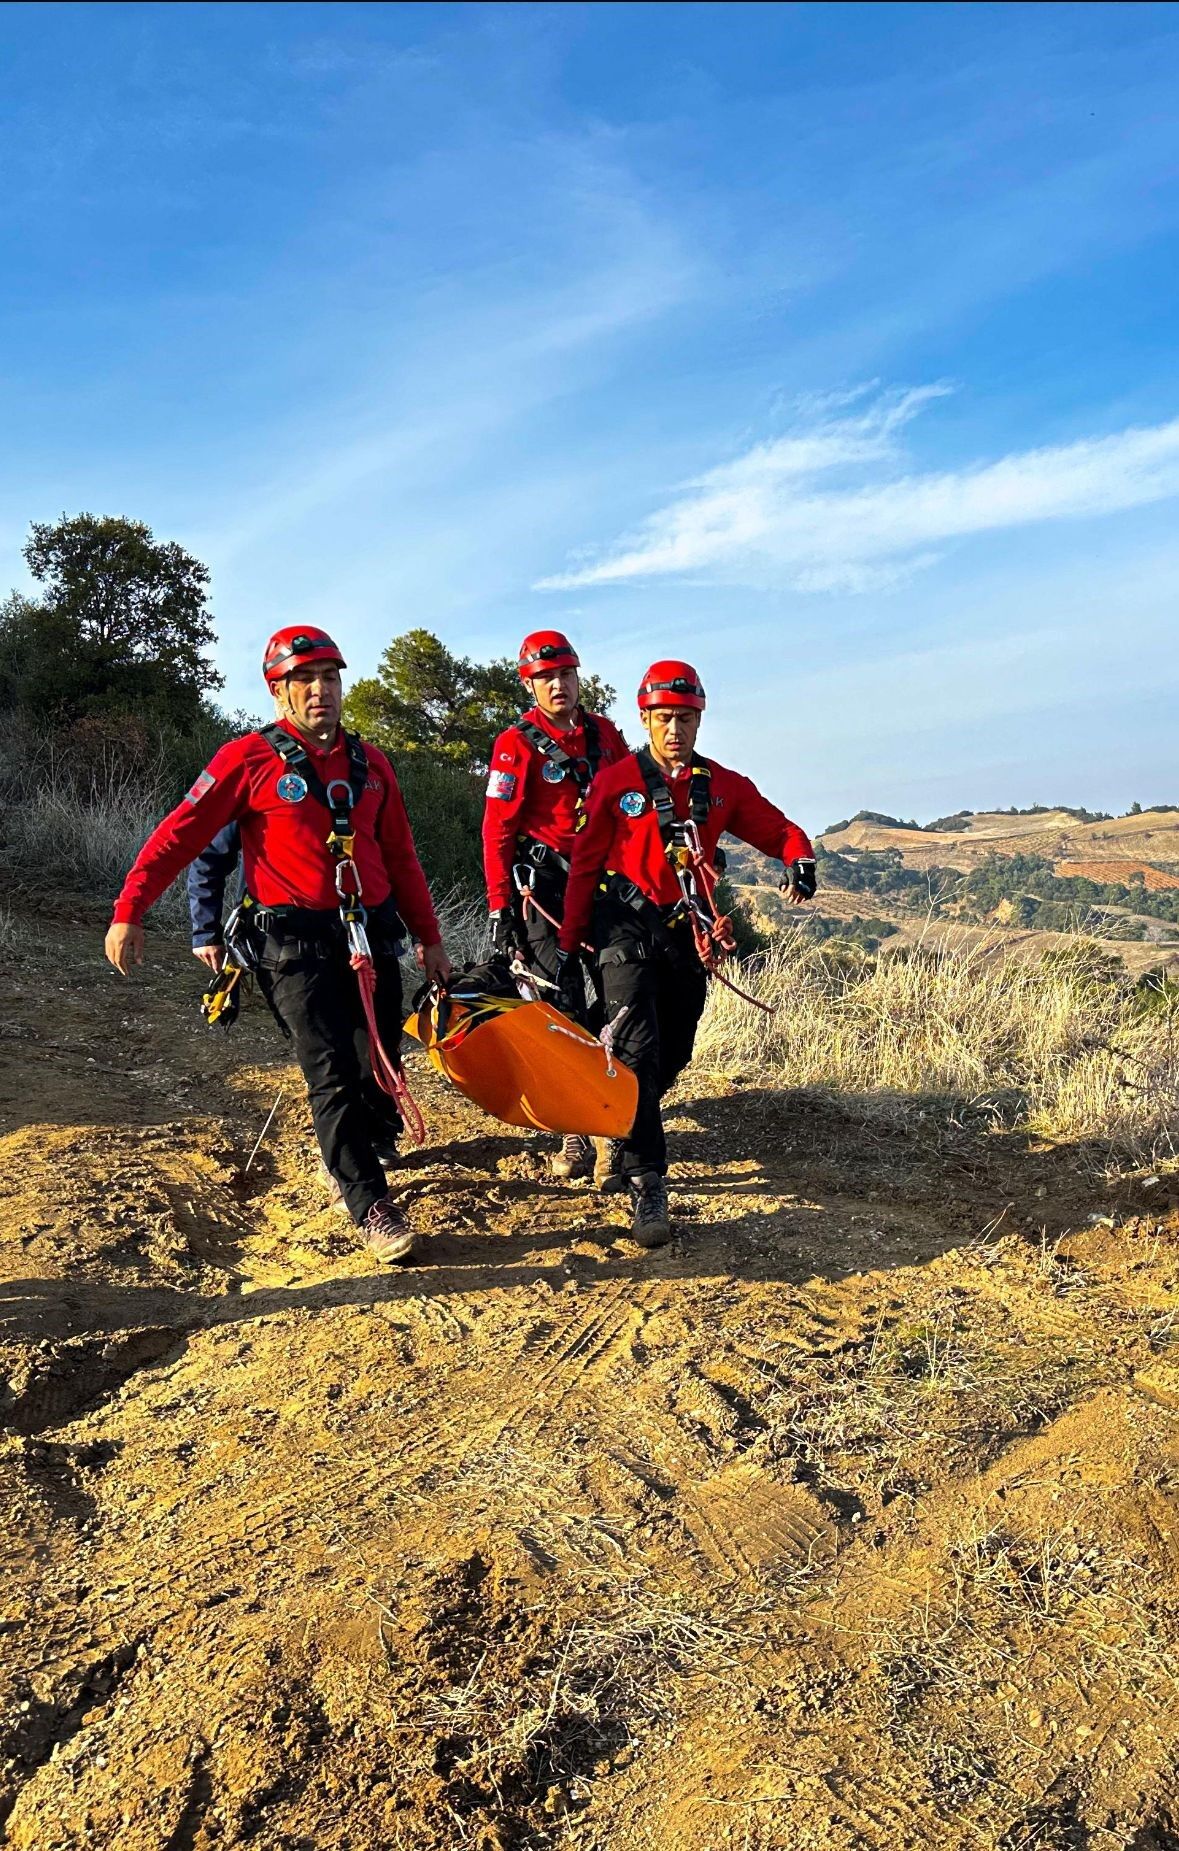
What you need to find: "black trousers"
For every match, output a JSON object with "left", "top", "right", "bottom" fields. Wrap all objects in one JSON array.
[
  {"left": 520, "top": 877, "right": 563, "bottom": 988},
  {"left": 593, "top": 898, "right": 709, "bottom": 1180},
  {"left": 515, "top": 869, "right": 600, "bottom": 1029},
  {"left": 254, "top": 903, "right": 405, "bottom": 1226}
]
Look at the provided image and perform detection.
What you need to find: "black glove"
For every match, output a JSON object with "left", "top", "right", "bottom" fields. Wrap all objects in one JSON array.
[
  {"left": 555, "top": 949, "right": 582, "bottom": 1019},
  {"left": 781, "top": 857, "right": 817, "bottom": 901},
  {"left": 489, "top": 908, "right": 521, "bottom": 961}
]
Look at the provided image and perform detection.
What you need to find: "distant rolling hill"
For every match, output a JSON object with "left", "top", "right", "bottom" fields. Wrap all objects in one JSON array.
[
  {"left": 817, "top": 807, "right": 1179, "bottom": 873},
  {"left": 721, "top": 806, "right": 1179, "bottom": 972}
]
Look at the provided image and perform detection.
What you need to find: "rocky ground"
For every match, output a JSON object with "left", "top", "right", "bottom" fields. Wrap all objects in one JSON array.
[{"left": 3, "top": 919, "right": 1179, "bottom": 1849}]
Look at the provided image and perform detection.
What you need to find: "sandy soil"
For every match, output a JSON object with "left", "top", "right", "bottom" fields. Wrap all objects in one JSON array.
[{"left": 3, "top": 920, "right": 1179, "bottom": 1849}]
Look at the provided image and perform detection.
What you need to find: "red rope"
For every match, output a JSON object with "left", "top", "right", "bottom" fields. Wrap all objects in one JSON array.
[
  {"left": 520, "top": 887, "right": 594, "bottom": 955},
  {"left": 350, "top": 952, "right": 427, "bottom": 1146},
  {"left": 524, "top": 855, "right": 775, "bottom": 1015}
]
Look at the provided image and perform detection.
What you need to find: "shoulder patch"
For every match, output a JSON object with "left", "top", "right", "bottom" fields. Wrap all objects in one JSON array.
[
  {"left": 487, "top": 769, "right": 518, "bottom": 801},
  {"left": 619, "top": 790, "right": 647, "bottom": 818},
  {"left": 185, "top": 770, "right": 216, "bottom": 806}
]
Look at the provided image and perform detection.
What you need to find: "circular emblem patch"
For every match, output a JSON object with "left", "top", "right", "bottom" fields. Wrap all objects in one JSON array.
[
  {"left": 619, "top": 790, "right": 647, "bottom": 818},
  {"left": 541, "top": 760, "right": 566, "bottom": 784},
  {"left": 276, "top": 772, "right": 308, "bottom": 803}
]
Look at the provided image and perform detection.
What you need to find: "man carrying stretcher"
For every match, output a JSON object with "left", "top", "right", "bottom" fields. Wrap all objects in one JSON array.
[
  {"left": 482, "top": 629, "right": 628, "bottom": 1179},
  {"left": 555, "top": 661, "right": 816, "bottom": 1246}
]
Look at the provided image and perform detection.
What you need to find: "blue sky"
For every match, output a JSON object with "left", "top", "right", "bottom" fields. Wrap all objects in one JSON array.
[{"left": 2, "top": 1, "right": 1178, "bottom": 829}]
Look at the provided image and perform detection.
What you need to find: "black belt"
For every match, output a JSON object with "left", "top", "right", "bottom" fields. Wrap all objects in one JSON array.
[
  {"left": 597, "top": 872, "right": 692, "bottom": 945},
  {"left": 248, "top": 895, "right": 406, "bottom": 940}
]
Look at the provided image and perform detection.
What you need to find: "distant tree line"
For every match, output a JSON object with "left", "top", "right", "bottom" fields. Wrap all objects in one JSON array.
[
  {"left": 0, "top": 513, "right": 248, "bottom": 794},
  {"left": 960, "top": 852, "right": 1179, "bottom": 928},
  {"left": 802, "top": 912, "right": 899, "bottom": 954},
  {"left": 0, "top": 514, "right": 623, "bottom": 900},
  {"left": 815, "top": 844, "right": 959, "bottom": 910}
]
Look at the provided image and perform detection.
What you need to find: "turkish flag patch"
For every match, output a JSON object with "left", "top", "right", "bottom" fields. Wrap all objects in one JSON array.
[
  {"left": 184, "top": 770, "right": 216, "bottom": 806},
  {"left": 486, "top": 770, "right": 517, "bottom": 801}
]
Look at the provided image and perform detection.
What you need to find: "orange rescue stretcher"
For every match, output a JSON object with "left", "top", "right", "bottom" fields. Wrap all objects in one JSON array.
[{"left": 405, "top": 973, "right": 637, "bottom": 1138}]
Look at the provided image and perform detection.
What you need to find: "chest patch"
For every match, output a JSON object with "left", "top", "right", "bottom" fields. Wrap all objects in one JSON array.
[
  {"left": 487, "top": 769, "right": 517, "bottom": 801},
  {"left": 276, "top": 772, "right": 309, "bottom": 804},
  {"left": 541, "top": 760, "right": 566, "bottom": 784},
  {"left": 619, "top": 790, "right": 647, "bottom": 818}
]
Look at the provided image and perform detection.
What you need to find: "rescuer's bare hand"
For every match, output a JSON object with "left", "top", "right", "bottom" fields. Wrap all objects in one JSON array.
[
  {"left": 105, "top": 923, "right": 145, "bottom": 974},
  {"left": 192, "top": 945, "right": 225, "bottom": 972},
  {"left": 417, "top": 941, "right": 453, "bottom": 985}
]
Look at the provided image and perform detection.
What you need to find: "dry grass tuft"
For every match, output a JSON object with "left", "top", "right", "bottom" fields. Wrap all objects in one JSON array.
[{"left": 695, "top": 931, "right": 1179, "bottom": 1157}]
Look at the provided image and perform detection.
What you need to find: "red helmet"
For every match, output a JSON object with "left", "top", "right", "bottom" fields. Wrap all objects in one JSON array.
[
  {"left": 638, "top": 660, "right": 706, "bottom": 711},
  {"left": 262, "top": 626, "right": 346, "bottom": 687},
  {"left": 518, "top": 629, "right": 580, "bottom": 681}
]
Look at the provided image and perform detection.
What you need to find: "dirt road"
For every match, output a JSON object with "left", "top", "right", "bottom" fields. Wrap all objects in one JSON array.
[{"left": 3, "top": 923, "right": 1179, "bottom": 1848}]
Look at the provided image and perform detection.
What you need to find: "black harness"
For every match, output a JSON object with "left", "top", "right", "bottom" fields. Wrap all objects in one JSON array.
[
  {"left": 514, "top": 712, "right": 601, "bottom": 803},
  {"left": 635, "top": 747, "right": 713, "bottom": 863},
  {"left": 599, "top": 749, "right": 723, "bottom": 950},
  {"left": 513, "top": 712, "right": 602, "bottom": 891},
  {"left": 201, "top": 725, "right": 404, "bottom": 1031},
  {"left": 258, "top": 721, "right": 369, "bottom": 860}
]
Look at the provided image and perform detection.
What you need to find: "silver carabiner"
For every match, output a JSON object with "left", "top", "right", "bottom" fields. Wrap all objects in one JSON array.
[{"left": 335, "top": 856, "right": 364, "bottom": 900}]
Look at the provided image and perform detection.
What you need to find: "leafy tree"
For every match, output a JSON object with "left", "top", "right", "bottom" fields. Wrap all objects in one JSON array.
[
  {"left": 344, "top": 627, "right": 616, "bottom": 773},
  {"left": 0, "top": 513, "right": 221, "bottom": 731}
]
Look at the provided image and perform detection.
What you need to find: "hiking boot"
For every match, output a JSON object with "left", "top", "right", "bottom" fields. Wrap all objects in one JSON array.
[
  {"left": 361, "top": 1196, "right": 417, "bottom": 1264},
  {"left": 317, "top": 1156, "right": 349, "bottom": 1218},
  {"left": 631, "top": 1173, "right": 671, "bottom": 1248},
  {"left": 551, "top": 1134, "right": 592, "bottom": 1180},
  {"left": 372, "top": 1135, "right": 401, "bottom": 1170},
  {"left": 593, "top": 1136, "right": 626, "bottom": 1194}
]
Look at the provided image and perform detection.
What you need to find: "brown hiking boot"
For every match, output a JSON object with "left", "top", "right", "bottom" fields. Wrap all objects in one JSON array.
[
  {"left": 631, "top": 1173, "right": 671, "bottom": 1248},
  {"left": 593, "top": 1137, "right": 626, "bottom": 1194},
  {"left": 551, "top": 1134, "right": 592, "bottom": 1179},
  {"left": 362, "top": 1196, "right": 417, "bottom": 1263}
]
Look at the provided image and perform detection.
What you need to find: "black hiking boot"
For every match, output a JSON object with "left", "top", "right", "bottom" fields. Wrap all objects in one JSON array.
[
  {"left": 361, "top": 1196, "right": 417, "bottom": 1263},
  {"left": 593, "top": 1137, "right": 626, "bottom": 1194},
  {"left": 373, "top": 1135, "right": 401, "bottom": 1170},
  {"left": 552, "top": 1134, "right": 593, "bottom": 1180},
  {"left": 631, "top": 1173, "right": 671, "bottom": 1248}
]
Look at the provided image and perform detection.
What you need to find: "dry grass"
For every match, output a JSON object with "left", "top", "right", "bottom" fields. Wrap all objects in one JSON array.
[
  {"left": 695, "top": 931, "right": 1179, "bottom": 1157},
  {"left": 748, "top": 1283, "right": 1101, "bottom": 1512},
  {"left": 0, "top": 752, "right": 191, "bottom": 923},
  {"left": 371, "top": 1561, "right": 765, "bottom": 1849}
]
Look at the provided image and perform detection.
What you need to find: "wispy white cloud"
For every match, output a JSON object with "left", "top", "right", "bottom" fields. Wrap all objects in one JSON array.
[{"left": 536, "top": 391, "right": 1179, "bottom": 593}]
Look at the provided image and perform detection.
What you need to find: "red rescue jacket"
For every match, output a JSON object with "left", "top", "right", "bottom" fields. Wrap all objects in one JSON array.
[
  {"left": 559, "top": 752, "right": 813, "bottom": 952},
  {"left": 111, "top": 721, "right": 440, "bottom": 943},
  {"left": 482, "top": 707, "right": 629, "bottom": 910}
]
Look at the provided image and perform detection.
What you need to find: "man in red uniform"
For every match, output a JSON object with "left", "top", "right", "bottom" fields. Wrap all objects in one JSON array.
[
  {"left": 482, "top": 628, "right": 628, "bottom": 1178},
  {"left": 105, "top": 627, "right": 452, "bottom": 1264},
  {"left": 557, "top": 661, "right": 816, "bottom": 1245}
]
